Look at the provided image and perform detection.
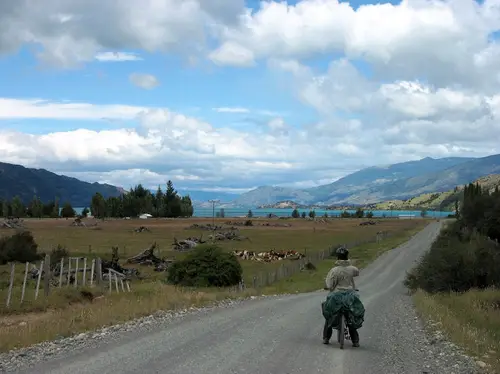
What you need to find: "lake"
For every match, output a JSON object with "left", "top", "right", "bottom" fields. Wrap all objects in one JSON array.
[{"left": 71, "top": 207, "right": 452, "bottom": 218}]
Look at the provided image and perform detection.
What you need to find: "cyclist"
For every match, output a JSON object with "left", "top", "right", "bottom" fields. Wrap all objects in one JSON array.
[{"left": 323, "top": 246, "right": 361, "bottom": 347}]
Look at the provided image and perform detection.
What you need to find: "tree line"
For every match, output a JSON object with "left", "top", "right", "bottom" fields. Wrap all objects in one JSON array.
[
  {"left": 406, "top": 181, "right": 500, "bottom": 293},
  {"left": 90, "top": 181, "right": 193, "bottom": 218},
  {"left": 0, "top": 180, "right": 193, "bottom": 219}
]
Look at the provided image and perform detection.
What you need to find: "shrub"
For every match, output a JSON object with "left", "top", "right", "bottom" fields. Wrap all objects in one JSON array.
[
  {"left": 244, "top": 220, "right": 253, "bottom": 226},
  {"left": 50, "top": 244, "right": 69, "bottom": 267},
  {"left": 405, "top": 222, "right": 500, "bottom": 293},
  {"left": 166, "top": 244, "right": 243, "bottom": 287},
  {"left": 0, "top": 231, "right": 41, "bottom": 264}
]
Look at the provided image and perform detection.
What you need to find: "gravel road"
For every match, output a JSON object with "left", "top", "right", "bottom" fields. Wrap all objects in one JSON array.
[{"left": 4, "top": 221, "right": 479, "bottom": 374}]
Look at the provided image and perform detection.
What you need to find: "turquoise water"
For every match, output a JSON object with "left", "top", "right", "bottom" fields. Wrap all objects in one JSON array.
[
  {"left": 71, "top": 207, "right": 453, "bottom": 218},
  {"left": 192, "top": 208, "right": 453, "bottom": 218}
]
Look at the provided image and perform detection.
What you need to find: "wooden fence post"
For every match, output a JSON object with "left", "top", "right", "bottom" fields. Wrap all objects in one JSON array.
[
  {"left": 6, "top": 262, "right": 15, "bottom": 307},
  {"left": 21, "top": 262, "right": 29, "bottom": 303},
  {"left": 90, "top": 259, "right": 95, "bottom": 286},
  {"left": 108, "top": 269, "right": 112, "bottom": 293},
  {"left": 59, "top": 258, "right": 64, "bottom": 288},
  {"left": 44, "top": 254, "right": 51, "bottom": 297},
  {"left": 82, "top": 258, "right": 87, "bottom": 286},
  {"left": 96, "top": 258, "right": 102, "bottom": 285},
  {"left": 67, "top": 259, "right": 72, "bottom": 286},
  {"left": 35, "top": 260, "right": 44, "bottom": 300},
  {"left": 74, "top": 258, "right": 79, "bottom": 288}
]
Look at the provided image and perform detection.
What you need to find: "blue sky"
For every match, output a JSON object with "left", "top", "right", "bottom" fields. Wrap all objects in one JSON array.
[{"left": 0, "top": 0, "right": 499, "bottom": 197}]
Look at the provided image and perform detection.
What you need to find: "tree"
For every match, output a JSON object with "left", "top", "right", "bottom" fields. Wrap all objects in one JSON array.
[
  {"left": 81, "top": 207, "right": 90, "bottom": 217},
  {"left": 60, "top": 202, "right": 76, "bottom": 218},
  {"left": 30, "top": 196, "right": 43, "bottom": 218},
  {"left": 366, "top": 211, "right": 374, "bottom": 218},
  {"left": 291, "top": 209, "right": 300, "bottom": 218},
  {"left": 51, "top": 196, "right": 59, "bottom": 218},
  {"left": 354, "top": 208, "right": 364, "bottom": 218},
  {"left": 91, "top": 192, "right": 107, "bottom": 218},
  {"left": 323, "top": 212, "right": 328, "bottom": 218},
  {"left": 301, "top": 211, "right": 307, "bottom": 218},
  {"left": 420, "top": 209, "right": 427, "bottom": 218},
  {"left": 247, "top": 209, "right": 253, "bottom": 218},
  {"left": 10, "top": 196, "right": 25, "bottom": 217},
  {"left": 308, "top": 210, "right": 316, "bottom": 218}
]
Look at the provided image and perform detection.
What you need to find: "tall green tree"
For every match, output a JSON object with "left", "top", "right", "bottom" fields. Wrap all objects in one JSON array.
[
  {"left": 11, "top": 196, "right": 25, "bottom": 217},
  {"left": 60, "top": 202, "right": 76, "bottom": 218}
]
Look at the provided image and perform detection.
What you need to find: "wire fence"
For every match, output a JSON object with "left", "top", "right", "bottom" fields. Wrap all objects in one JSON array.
[{"left": 3, "top": 255, "right": 131, "bottom": 308}]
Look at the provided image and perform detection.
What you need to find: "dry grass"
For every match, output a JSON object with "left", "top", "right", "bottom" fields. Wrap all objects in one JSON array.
[
  {"left": 414, "top": 289, "right": 500, "bottom": 373},
  {"left": 0, "top": 217, "right": 428, "bottom": 352}
]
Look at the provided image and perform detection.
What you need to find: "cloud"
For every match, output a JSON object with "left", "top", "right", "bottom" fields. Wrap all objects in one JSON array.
[
  {"left": 95, "top": 52, "right": 143, "bottom": 62},
  {"left": 213, "top": 107, "right": 250, "bottom": 113},
  {"left": 0, "top": 0, "right": 246, "bottom": 67},
  {"left": 211, "top": 0, "right": 500, "bottom": 90},
  {"left": 129, "top": 73, "right": 160, "bottom": 90}
]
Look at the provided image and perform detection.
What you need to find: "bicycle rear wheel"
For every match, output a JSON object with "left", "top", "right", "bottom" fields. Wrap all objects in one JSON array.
[{"left": 338, "top": 314, "right": 345, "bottom": 349}]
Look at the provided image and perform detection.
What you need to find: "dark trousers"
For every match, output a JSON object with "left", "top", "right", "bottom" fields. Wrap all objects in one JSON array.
[{"left": 323, "top": 319, "right": 359, "bottom": 343}]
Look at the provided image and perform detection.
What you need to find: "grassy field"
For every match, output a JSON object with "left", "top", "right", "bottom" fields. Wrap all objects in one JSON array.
[
  {"left": 0, "top": 216, "right": 428, "bottom": 352},
  {"left": 414, "top": 289, "right": 500, "bottom": 373}
]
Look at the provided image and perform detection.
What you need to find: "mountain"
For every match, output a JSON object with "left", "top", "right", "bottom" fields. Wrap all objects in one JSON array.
[
  {"left": 231, "top": 186, "right": 315, "bottom": 207},
  {"left": 177, "top": 190, "right": 240, "bottom": 205},
  {"left": 375, "top": 174, "right": 500, "bottom": 211},
  {"left": 231, "top": 154, "right": 500, "bottom": 207},
  {"left": 0, "top": 162, "right": 123, "bottom": 207}
]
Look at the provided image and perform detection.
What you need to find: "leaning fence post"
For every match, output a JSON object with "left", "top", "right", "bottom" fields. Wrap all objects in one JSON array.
[
  {"left": 44, "top": 254, "right": 51, "bottom": 297},
  {"left": 35, "top": 260, "right": 44, "bottom": 300},
  {"left": 114, "top": 273, "right": 119, "bottom": 292},
  {"left": 82, "top": 258, "right": 87, "bottom": 286},
  {"left": 252, "top": 276, "right": 257, "bottom": 289},
  {"left": 120, "top": 278, "right": 125, "bottom": 292},
  {"left": 126, "top": 281, "right": 131, "bottom": 292},
  {"left": 59, "top": 257, "right": 64, "bottom": 288},
  {"left": 6, "top": 262, "right": 15, "bottom": 308},
  {"left": 90, "top": 259, "right": 95, "bottom": 286},
  {"left": 21, "top": 262, "right": 29, "bottom": 303}
]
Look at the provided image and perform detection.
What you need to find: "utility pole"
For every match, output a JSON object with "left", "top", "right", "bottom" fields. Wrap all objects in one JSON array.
[{"left": 208, "top": 200, "right": 220, "bottom": 238}]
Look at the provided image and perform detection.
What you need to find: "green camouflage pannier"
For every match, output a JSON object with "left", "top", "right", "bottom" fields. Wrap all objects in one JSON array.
[{"left": 321, "top": 290, "right": 365, "bottom": 330}]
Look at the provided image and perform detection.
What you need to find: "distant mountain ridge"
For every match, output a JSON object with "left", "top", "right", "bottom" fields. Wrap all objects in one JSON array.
[
  {"left": 229, "top": 154, "right": 500, "bottom": 207},
  {"left": 375, "top": 174, "right": 500, "bottom": 211},
  {"left": 0, "top": 162, "right": 123, "bottom": 207}
]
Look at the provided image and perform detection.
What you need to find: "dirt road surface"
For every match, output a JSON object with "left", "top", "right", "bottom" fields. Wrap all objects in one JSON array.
[{"left": 14, "top": 221, "right": 473, "bottom": 374}]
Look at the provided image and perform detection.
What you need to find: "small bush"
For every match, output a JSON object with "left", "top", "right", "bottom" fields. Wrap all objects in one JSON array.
[
  {"left": 405, "top": 222, "right": 500, "bottom": 293},
  {"left": 166, "top": 244, "right": 243, "bottom": 287},
  {"left": 50, "top": 245, "right": 69, "bottom": 267},
  {"left": 0, "top": 231, "right": 41, "bottom": 264},
  {"left": 244, "top": 220, "right": 253, "bottom": 226}
]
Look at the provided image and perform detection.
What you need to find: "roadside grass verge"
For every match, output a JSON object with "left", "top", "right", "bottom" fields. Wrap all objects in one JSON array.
[{"left": 414, "top": 289, "right": 500, "bottom": 373}]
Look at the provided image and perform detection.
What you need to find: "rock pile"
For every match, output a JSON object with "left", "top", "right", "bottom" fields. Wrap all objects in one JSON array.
[
  {"left": 188, "top": 223, "right": 225, "bottom": 231},
  {"left": 134, "top": 226, "right": 151, "bottom": 233},
  {"left": 208, "top": 230, "right": 248, "bottom": 242},
  {"left": 359, "top": 220, "right": 377, "bottom": 226},
  {"left": 232, "top": 249, "right": 305, "bottom": 262},
  {"left": 172, "top": 236, "right": 205, "bottom": 251},
  {"left": 0, "top": 218, "right": 25, "bottom": 229}
]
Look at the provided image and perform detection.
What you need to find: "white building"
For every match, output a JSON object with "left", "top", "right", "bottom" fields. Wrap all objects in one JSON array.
[{"left": 139, "top": 213, "right": 153, "bottom": 219}]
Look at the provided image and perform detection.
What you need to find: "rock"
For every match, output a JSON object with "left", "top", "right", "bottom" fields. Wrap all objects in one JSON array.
[{"left": 476, "top": 360, "right": 487, "bottom": 368}]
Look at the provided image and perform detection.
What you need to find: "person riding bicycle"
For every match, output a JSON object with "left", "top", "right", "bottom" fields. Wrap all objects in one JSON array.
[{"left": 322, "top": 246, "right": 362, "bottom": 347}]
